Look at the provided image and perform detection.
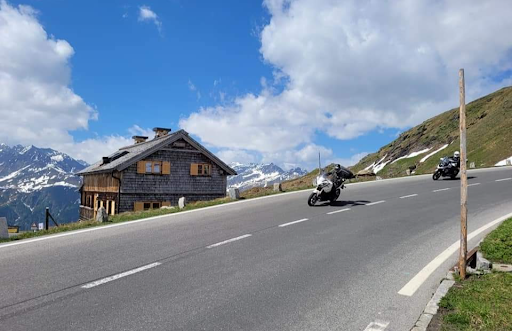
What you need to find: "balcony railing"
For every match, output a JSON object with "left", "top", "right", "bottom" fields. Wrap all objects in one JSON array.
[{"left": 79, "top": 205, "right": 94, "bottom": 221}]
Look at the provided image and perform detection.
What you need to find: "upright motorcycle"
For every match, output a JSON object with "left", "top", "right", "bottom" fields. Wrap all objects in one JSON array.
[{"left": 433, "top": 157, "right": 459, "bottom": 180}]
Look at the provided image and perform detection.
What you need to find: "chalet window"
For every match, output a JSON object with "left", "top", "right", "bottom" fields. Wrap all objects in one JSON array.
[
  {"left": 190, "top": 163, "right": 211, "bottom": 176},
  {"left": 135, "top": 201, "right": 167, "bottom": 211},
  {"left": 137, "top": 161, "right": 170, "bottom": 175},
  {"left": 153, "top": 162, "right": 161, "bottom": 174}
]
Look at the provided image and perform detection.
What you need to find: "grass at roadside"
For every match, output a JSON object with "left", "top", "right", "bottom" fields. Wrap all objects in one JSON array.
[
  {"left": 480, "top": 217, "right": 512, "bottom": 264},
  {"left": 0, "top": 197, "right": 234, "bottom": 243},
  {"left": 436, "top": 273, "right": 512, "bottom": 330},
  {"left": 430, "top": 217, "right": 512, "bottom": 331}
]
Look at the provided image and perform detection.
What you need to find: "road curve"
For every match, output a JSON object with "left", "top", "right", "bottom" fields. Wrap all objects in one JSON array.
[{"left": 1, "top": 167, "right": 511, "bottom": 330}]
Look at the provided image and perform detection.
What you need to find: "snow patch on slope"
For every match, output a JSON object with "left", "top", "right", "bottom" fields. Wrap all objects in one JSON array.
[
  {"left": 495, "top": 156, "right": 512, "bottom": 166},
  {"left": 420, "top": 144, "right": 449, "bottom": 163},
  {"left": 391, "top": 148, "right": 432, "bottom": 164}
]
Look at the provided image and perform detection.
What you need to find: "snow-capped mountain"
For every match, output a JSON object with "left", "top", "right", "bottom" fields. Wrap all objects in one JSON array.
[
  {"left": 0, "top": 144, "right": 87, "bottom": 230},
  {"left": 228, "top": 163, "right": 307, "bottom": 192}
]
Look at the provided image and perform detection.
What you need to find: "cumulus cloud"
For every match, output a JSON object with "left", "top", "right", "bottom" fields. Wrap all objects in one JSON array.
[
  {"left": 180, "top": 0, "right": 512, "bottom": 168},
  {"left": 138, "top": 5, "right": 162, "bottom": 33},
  {"left": 0, "top": 1, "right": 144, "bottom": 163}
]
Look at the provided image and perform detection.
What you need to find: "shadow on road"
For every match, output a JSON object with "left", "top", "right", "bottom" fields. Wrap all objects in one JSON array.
[
  {"left": 441, "top": 176, "right": 477, "bottom": 181},
  {"left": 318, "top": 200, "right": 371, "bottom": 207}
]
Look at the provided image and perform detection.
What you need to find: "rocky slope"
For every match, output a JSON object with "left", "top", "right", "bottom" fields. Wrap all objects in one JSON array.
[
  {"left": 228, "top": 163, "right": 307, "bottom": 191},
  {"left": 0, "top": 144, "right": 86, "bottom": 230},
  {"left": 351, "top": 86, "right": 512, "bottom": 178}
]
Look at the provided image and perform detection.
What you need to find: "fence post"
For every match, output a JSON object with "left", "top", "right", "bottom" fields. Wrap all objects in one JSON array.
[{"left": 45, "top": 207, "right": 49, "bottom": 230}]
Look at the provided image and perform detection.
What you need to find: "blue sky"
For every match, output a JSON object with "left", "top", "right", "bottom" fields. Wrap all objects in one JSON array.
[{"left": 1, "top": 0, "right": 511, "bottom": 169}]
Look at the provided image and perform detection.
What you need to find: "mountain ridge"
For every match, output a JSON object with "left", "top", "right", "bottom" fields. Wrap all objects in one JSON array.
[
  {"left": 0, "top": 144, "right": 86, "bottom": 230},
  {"left": 351, "top": 86, "right": 512, "bottom": 177}
]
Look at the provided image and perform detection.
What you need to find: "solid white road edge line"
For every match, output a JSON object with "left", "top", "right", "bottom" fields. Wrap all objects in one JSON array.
[
  {"left": 81, "top": 262, "right": 161, "bottom": 289},
  {"left": 365, "top": 200, "right": 386, "bottom": 206},
  {"left": 398, "top": 211, "right": 512, "bottom": 297},
  {"left": 279, "top": 218, "right": 308, "bottom": 227},
  {"left": 400, "top": 194, "right": 418, "bottom": 199},
  {"left": 326, "top": 208, "right": 351, "bottom": 215},
  {"left": 433, "top": 188, "right": 451, "bottom": 192},
  {"left": 468, "top": 183, "right": 481, "bottom": 187},
  {"left": 363, "top": 319, "right": 390, "bottom": 331},
  {"left": 496, "top": 178, "right": 512, "bottom": 182},
  {"left": 206, "top": 234, "right": 252, "bottom": 248}
]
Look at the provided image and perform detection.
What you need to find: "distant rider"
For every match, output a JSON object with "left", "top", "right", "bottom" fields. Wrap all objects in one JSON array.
[{"left": 448, "top": 151, "right": 461, "bottom": 168}]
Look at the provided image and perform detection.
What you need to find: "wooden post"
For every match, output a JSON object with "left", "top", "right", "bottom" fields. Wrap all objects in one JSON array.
[
  {"left": 45, "top": 207, "right": 50, "bottom": 231},
  {"left": 459, "top": 69, "right": 468, "bottom": 279}
]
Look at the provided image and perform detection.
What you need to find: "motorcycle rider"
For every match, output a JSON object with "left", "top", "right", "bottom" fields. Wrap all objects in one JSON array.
[{"left": 448, "top": 151, "right": 461, "bottom": 168}]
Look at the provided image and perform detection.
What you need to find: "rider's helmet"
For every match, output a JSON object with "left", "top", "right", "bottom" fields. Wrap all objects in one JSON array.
[
  {"left": 454, "top": 151, "right": 460, "bottom": 158},
  {"left": 334, "top": 164, "right": 341, "bottom": 172}
]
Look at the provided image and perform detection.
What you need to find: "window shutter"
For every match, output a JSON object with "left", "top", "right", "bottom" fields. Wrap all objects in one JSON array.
[
  {"left": 137, "top": 161, "right": 145, "bottom": 174},
  {"left": 162, "top": 201, "right": 171, "bottom": 207},
  {"left": 134, "top": 201, "right": 144, "bottom": 211},
  {"left": 207, "top": 164, "right": 212, "bottom": 175},
  {"left": 190, "top": 163, "right": 198, "bottom": 176},
  {"left": 162, "top": 161, "right": 171, "bottom": 175}
]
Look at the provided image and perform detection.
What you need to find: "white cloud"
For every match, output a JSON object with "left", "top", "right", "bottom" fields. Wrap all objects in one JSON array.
[
  {"left": 187, "top": 79, "right": 196, "bottom": 91},
  {"left": 138, "top": 5, "right": 162, "bottom": 33},
  {"left": 0, "top": 1, "right": 146, "bottom": 164},
  {"left": 216, "top": 149, "right": 258, "bottom": 165},
  {"left": 128, "top": 125, "right": 154, "bottom": 139},
  {"left": 180, "top": 0, "right": 512, "bottom": 168}
]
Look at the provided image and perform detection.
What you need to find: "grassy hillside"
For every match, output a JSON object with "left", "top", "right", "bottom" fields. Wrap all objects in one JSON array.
[{"left": 351, "top": 86, "right": 512, "bottom": 178}]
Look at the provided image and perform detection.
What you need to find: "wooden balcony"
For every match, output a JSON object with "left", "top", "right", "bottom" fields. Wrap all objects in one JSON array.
[{"left": 79, "top": 205, "right": 94, "bottom": 221}]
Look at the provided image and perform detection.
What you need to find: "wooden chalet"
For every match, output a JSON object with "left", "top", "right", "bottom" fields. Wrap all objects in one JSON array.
[{"left": 76, "top": 128, "right": 236, "bottom": 220}]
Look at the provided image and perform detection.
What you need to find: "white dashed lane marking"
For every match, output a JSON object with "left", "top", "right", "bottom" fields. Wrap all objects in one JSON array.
[
  {"left": 363, "top": 320, "right": 389, "bottom": 331},
  {"left": 468, "top": 183, "right": 481, "bottom": 187},
  {"left": 206, "top": 234, "right": 252, "bottom": 248},
  {"left": 326, "top": 208, "right": 351, "bottom": 215},
  {"left": 279, "top": 218, "right": 308, "bottom": 227},
  {"left": 496, "top": 178, "right": 512, "bottom": 182},
  {"left": 365, "top": 200, "right": 386, "bottom": 206},
  {"left": 399, "top": 194, "right": 418, "bottom": 199},
  {"left": 82, "top": 262, "right": 161, "bottom": 289},
  {"left": 433, "top": 188, "right": 450, "bottom": 192}
]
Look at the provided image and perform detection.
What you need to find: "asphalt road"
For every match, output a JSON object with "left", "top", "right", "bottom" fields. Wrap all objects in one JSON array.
[{"left": 1, "top": 167, "right": 511, "bottom": 331}]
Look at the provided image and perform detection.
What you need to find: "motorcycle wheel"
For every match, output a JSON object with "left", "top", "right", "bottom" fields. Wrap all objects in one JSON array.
[
  {"left": 308, "top": 193, "right": 318, "bottom": 206},
  {"left": 450, "top": 174, "right": 457, "bottom": 179},
  {"left": 433, "top": 171, "right": 441, "bottom": 180}
]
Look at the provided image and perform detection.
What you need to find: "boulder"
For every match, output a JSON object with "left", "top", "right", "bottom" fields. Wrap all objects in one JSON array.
[
  {"left": 470, "top": 162, "right": 476, "bottom": 169},
  {"left": 228, "top": 188, "right": 240, "bottom": 200},
  {"left": 356, "top": 169, "right": 375, "bottom": 177},
  {"left": 273, "top": 183, "right": 283, "bottom": 192},
  {"left": 178, "top": 197, "right": 187, "bottom": 209},
  {"left": 0, "top": 217, "right": 8, "bottom": 239},
  {"left": 160, "top": 206, "right": 175, "bottom": 210},
  {"left": 96, "top": 206, "right": 109, "bottom": 223}
]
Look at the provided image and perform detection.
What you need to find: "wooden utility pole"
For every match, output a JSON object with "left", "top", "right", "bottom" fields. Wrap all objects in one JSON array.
[{"left": 459, "top": 69, "right": 468, "bottom": 279}]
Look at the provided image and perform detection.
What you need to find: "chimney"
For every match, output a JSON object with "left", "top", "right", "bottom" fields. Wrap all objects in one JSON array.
[
  {"left": 132, "top": 135, "right": 148, "bottom": 144},
  {"left": 102, "top": 157, "right": 110, "bottom": 165},
  {"left": 153, "top": 127, "right": 171, "bottom": 138}
]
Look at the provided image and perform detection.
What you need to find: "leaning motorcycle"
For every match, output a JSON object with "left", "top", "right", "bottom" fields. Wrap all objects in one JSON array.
[
  {"left": 307, "top": 166, "right": 354, "bottom": 206},
  {"left": 433, "top": 157, "right": 459, "bottom": 180}
]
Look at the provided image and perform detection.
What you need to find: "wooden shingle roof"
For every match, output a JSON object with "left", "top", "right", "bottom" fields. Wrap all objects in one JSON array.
[{"left": 76, "top": 129, "right": 236, "bottom": 176}]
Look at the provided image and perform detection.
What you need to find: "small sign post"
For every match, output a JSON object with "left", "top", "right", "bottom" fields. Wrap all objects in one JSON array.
[
  {"left": 38, "top": 223, "right": 44, "bottom": 231},
  {"left": 459, "top": 69, "right": 468, "bottom": 279},
  {"left": 31, "top": 222, "right": 38, "bottom": 232}
]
